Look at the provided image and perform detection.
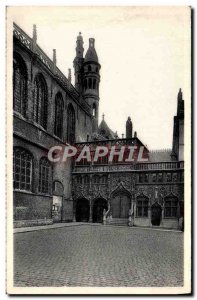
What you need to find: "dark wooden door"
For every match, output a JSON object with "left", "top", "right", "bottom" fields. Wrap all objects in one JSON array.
[{"left": 112, "top": 193, "right": 130, "bottom": 218}]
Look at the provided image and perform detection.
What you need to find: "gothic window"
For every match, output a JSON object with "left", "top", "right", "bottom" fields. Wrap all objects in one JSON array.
[
  {"left": 67, "top": 104, "right": 75, "bottom": 144},
  {"left": 54, "top": 93, "right": 64, "bottom": 139},
  {"left": 100, "top": 175, "right": 107, "bottom": 184},
  {"left": 152, "top": 173, "right": 157, "bottom": 182},
  {"left": 88, "top": 65, "right": 92, "bottom": 72},
  {"left": 84, "top": 79, "right": 87, "bottom": 90},
  {"left": 39, "top": 157, "right": 50, "bottom": 194},
  {"left": 158, "top": 173, "right": 163, "bottom": 182},
  {"left": 93, "top": 79, "right": 96, "bottom": 89},
  {"left": 136, "top": 196, "right": 149, "bottom": 217},
  {"left": 33, "top": 74, "right": 48, "bottom": 129},
  {"left": 144, "top": 174, "right": 149, "bottom": 183},
  {"left": 13, "top": 54, "right": 27, "bottom": 116},
  {"left": 166, "top": 173, "right": 172, "bottom": 182},
  {"left": 92, "top": 103, "right": 96, "bottom": 117},
  {"left": 84, "top": 175, "right": 89, "bottom": 184},
  {"left": 92, "top": 175, "right": 100, "bottom": 184},
  {"left": 139, "top": 174, "right": 143, "bottom": 183},
  {"left": 76, "top": 176, "right": 82, "bottom": 184},
  {"left": 88, "top": 78, "right": 92, "bottom": 89},
  {"left": 13, "top": 148, "right": 33, "bottom": 191},
  {"left": 164, "top": 196, "right": 178, "bottom": 218},
  {"left": 96, "top": 67, "right": 98, "bottom": 73}
]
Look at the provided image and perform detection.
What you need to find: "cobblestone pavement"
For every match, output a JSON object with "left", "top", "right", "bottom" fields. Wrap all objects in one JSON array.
[{"left": 14, "top": 225, "right": 183, "bottom": 287}]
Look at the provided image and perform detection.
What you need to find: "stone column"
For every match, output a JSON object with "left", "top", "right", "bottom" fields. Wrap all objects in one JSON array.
[
  {"left": 72, "top": 200, "right": 76, "bottom": 222},
  {"left": 89, "top": 201, "right": 93, "bottom": 222}
]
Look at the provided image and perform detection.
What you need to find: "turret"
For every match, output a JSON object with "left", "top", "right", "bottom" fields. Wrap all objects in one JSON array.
[
  {"left": 83, "top": 38, "right": 101, "bottom": 128},
  {"left": 73, "top": 32, "right": 84, "bottom": 92},
  {"left": 126, "top": 116, "right": 133, "bottom": 139}
]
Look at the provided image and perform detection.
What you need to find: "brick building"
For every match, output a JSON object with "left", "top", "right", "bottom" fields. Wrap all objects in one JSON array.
[{"left": 13, "top": 23, "right": 184, "bottom": 229}]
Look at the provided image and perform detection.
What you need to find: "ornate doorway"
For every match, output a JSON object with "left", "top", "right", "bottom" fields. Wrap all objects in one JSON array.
[
  {"left": 151, "top": 202, "right": 162, "bottom": 226},
  {"left": 76, "top": 198, "right": 90, "bottom": 222},
  {"left": 112, "top": 192, "right": 130, "bottom": 218},
  {"left": 93, "top": 198, "right": 108, "bottom": 223}
]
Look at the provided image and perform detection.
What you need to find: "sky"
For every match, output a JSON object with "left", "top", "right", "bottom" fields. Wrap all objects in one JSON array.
[{"left": 8, "top": 6, "right": 191, "bottom": 149}]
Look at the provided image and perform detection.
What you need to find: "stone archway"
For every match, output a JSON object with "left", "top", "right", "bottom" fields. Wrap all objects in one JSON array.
[
  {"left": 92, "top": 198, "right": 108, "bottom": 223},
  {"left": 112, "top": 192, "right": 130, "bottom": 219},
  {"left": 151, "top": 202, "right": 162, "bottom": 226},
  {"left": 76, "top": 198, "right": 90, "bottom": 222}
]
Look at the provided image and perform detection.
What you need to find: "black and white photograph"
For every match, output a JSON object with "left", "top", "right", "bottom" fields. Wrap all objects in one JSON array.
[{"left": 6, "top": 6, "right": 191, "bottom": 295}]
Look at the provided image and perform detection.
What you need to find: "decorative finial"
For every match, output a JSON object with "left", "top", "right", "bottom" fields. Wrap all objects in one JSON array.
[
  {"left": 102, "top": 113, "right": 105, "bottom": 120},
  {"left": 33, "top": 24, "right": 37, "bottom": 42},
  {"left": 122, "top": 134, "right": 124, "bottom": 139},
  {"left": 178, "top": 88, "right": 182, "bottom": 101},
  {"left": 68, "top": 69, "right": 71, "bottom": 87},
  {"left": 134, "top": 131, "right": 137, "bottom": 138},
  {"left": 53, "top": 49, "right": 56, "bottom": 65}
]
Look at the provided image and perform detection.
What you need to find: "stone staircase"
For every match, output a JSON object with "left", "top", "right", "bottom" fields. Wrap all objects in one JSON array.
[{"left": 106, "top": 218, "right": 128, "bottom": 226}]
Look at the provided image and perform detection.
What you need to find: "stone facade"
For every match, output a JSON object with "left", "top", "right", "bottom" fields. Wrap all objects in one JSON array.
[{"left": 13, "top": 23, "right": 184, "bottom": 229}]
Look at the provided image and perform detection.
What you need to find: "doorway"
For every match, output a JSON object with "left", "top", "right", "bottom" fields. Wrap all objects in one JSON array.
[
  {"left": 112, "top": 192, "right": 130, "bottom": 218},
  {"left": 76, "top": 198, "right": 90, "bottom": 222},
  {"left": 93, "top": 198, "right": 108, "bottom": 223},
  {"left": 151, "top": 202, "right": 162, "bottom": 226}
]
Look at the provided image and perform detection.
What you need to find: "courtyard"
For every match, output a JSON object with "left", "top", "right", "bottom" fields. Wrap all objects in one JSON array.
[{"left": 14, "top": 225, "right": 183, "bottom": 287}]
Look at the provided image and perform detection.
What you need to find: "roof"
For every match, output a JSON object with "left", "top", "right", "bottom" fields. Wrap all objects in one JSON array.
[
  {"left": 84, "top": 38, "right": 99, "bottom": 63},
  {"left": 149, "top": 149, "right": 172, "bottom": 162}
]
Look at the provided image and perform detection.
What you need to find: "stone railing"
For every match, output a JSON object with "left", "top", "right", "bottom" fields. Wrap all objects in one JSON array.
[
  {"left": 72, "top": 161, "right": 184, "bottom": 173},
  {"left": 13, "top": 22, "right": 32, "bottom": 50}
]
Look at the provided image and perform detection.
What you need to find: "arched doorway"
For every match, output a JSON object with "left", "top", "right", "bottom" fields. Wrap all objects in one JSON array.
[
  {"left": 151, "top": 202, "right": 162, "bottom": 226},
  {"left": 76, "top": 198, "right": 90, "bottom": 222},
  {"left": 112, "top": 192, "right": 130, "bottom": 218},
  {"left": 93, "top": 198, "right": 108, "bottom": 223}
]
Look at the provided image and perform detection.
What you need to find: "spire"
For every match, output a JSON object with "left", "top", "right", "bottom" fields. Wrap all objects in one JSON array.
[
  {"left": 76, "top": 32, "right": 84, "bottom": 58},
  {"left": 32, "top": 24, "right": 37, "bottom": 52},
  {"left": 102, "top": 113, "right": 105, "bottom": 120},
  {"left": 85, "top": 38, "right": 99, "bottom": 62},
  {"left": 178, "top": 88, "right": 182, "bottom": 101},
  {"left": 126, "top": 116, "right": 133, "bottom": 139}
]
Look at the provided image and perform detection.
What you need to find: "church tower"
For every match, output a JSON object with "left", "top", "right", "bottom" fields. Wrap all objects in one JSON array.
[
  {"left": 73, "top": 32, "right": 84, "bottom": 93},
  {"left": 83, "top": 38, "right": 101, "bottom": 128},
  {"left": 126, "top": 116, "right": 133, "bottom": 138}
]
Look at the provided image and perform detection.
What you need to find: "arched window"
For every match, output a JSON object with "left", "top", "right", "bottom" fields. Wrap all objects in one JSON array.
[
  {"left": 13, "top": 53, "right": 27, "bottom": 116},
  {"left": 100, "top": 175, "right": 107, "bottom": 184},
  {"left": 84, "top": 175, "right": 89, "bottom": 184},
  {"left": 88, "top": 78, "right": 92, "bottom": 89},
  {"left": 92, "top": 103, "right": 96, "bottom": 117},
  {"left": 33, "top": 74, "right": 48, "bottom": 129},
  {"left": 92, "top": 175, "right": 100, "bottom": 184},
  {"left": 54, "top": 93, "right": 63, "bottom": 139},
  {"left": 39, "top": 157, "right": 50, "bottom": 194},
  {"left": 88, "top": 65, "right": 92, "bottom": 72},
  {"left": 136, "top": 196, "right": 149, "bottom": 217},
  {"left": 93, "top": 79, "right": 96, "bottom": 89},
  {"left": 164, "top": 196, "right": 178, "bottom": 218},
  {"left": 13, "top": 148, "right": 33, "bottom": 191},
  {"left": 67, "top": 104, "right": 75, "bottom": 144}
]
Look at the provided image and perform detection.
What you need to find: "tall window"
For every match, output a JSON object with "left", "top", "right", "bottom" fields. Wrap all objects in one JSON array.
[
  {"left": 67, "top": 104, "right": 75, "bottom": 144},
  {"left": 13, "top": 148, "right": 33, "bottom": 191},
  {"left": 39, "top": 157, "right": 50, "bottom": 194},
  {"left": 136, "top": 196, "right": 149, "bottom": 217},
  {"left": 54, "top": 93, "right": 63, "bottom": 139},
  {"left": 92, "top": 103, "right": 96, "bottom": 117},
  {"left": 33, "top": 74, "right": 48, "bottom": 129},
  {"left": 13, "top": 54, "right": 27, "bottom": 116},
  {"left": 164, "top": 196, "right": 178, "bottom": 218}
]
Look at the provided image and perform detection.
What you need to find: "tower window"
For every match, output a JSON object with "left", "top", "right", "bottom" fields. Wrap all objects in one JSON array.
[
  {"left": 93, "top": 79, "right": 96, "bottom": 89},
  {"left": 92, "top": 103, "right": 96, "bottom": 117},
  {"left": 88, "top": 65, "right": 92, "bottom": 72},
  {"left": 88, "top": 78, "right": 92, "bottom": 89},
  {"left": 84, "top": 79, "right": 87, "bottom": 90},
  {"left": 96, "top": 67, "right": 98, "bottom": 73}
]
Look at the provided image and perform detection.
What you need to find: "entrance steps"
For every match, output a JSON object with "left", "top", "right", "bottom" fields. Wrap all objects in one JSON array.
[{"left": 107, "top": 218, "right": 128, "bottom": 226}]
